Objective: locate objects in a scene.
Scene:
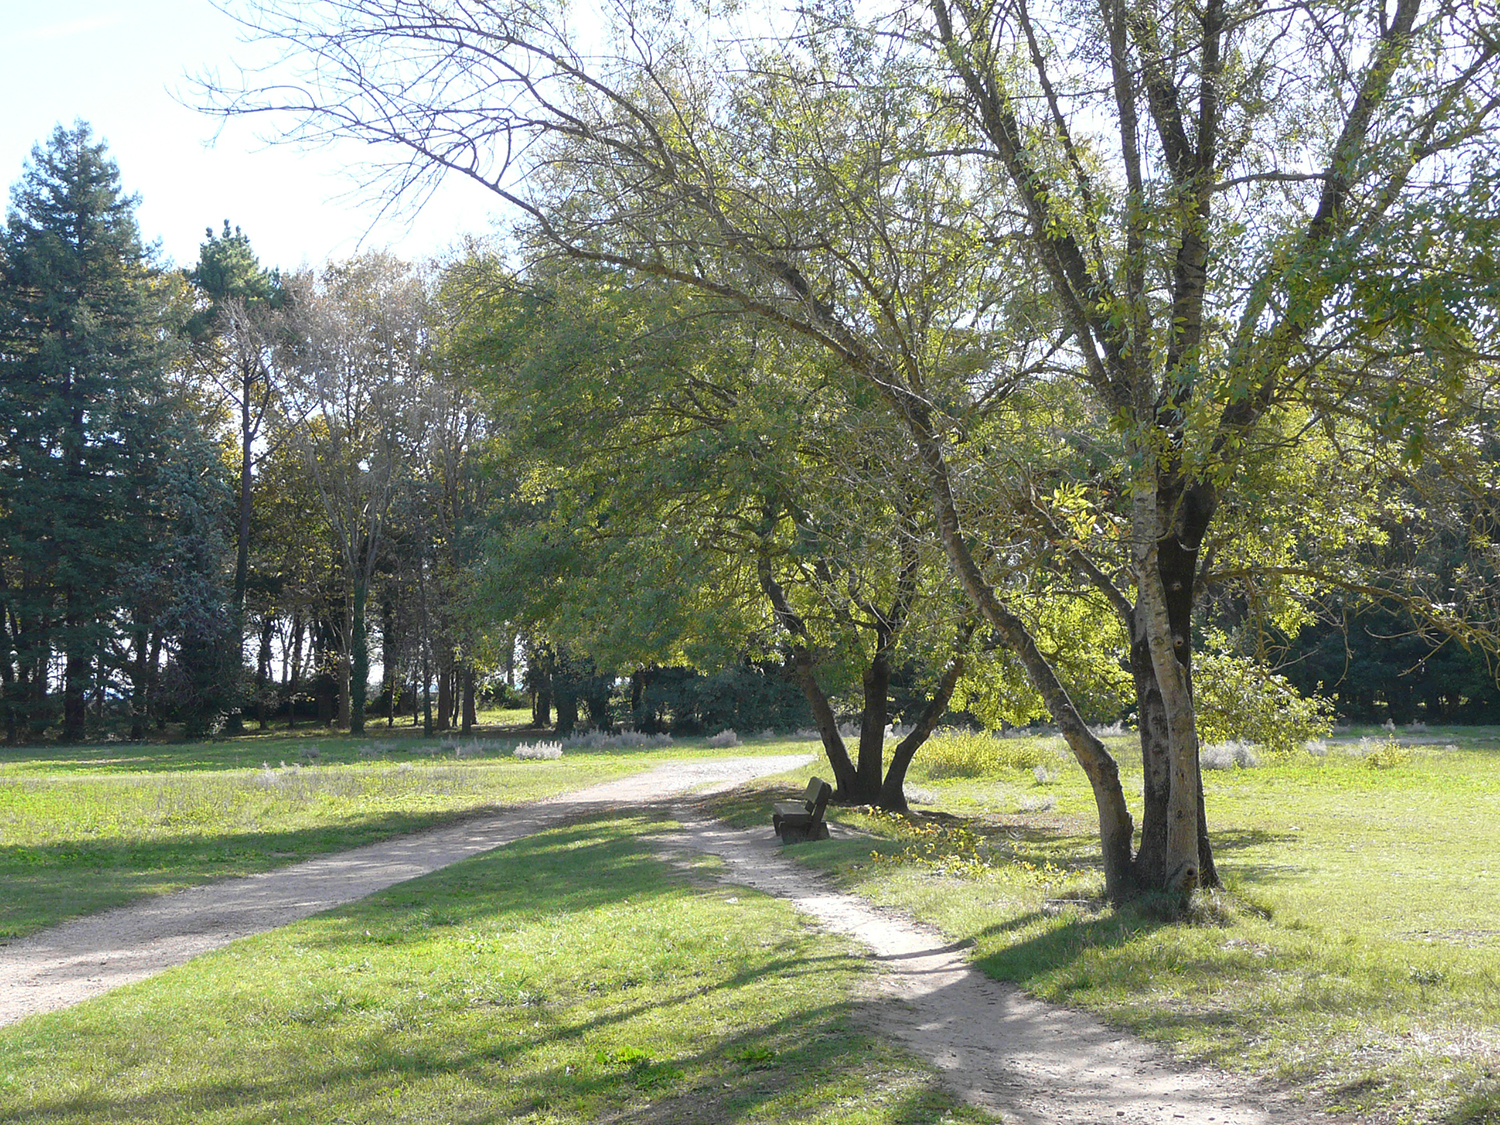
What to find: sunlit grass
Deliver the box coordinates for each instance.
[0,732,820,938]
[716,727,1500,1125]
[0,816,987,1125]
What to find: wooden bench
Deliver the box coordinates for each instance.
[772,777,833,843]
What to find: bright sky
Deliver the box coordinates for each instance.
[2,1,506,274]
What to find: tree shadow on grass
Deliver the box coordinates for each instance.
[2,999,964,1125]
[0,814,977,1125]
[0,806,520,940]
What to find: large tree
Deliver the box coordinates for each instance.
[187,224,288,614]
[452,259,978,806]
[0,124,182,741]
[210,0,1500,898]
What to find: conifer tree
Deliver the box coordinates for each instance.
[0,123,177,741]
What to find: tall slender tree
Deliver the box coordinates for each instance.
[187,222,287,620]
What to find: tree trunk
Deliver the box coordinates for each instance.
[350,583,368,735]
[1132,478,1220,892]
[61,594,88,743]
[256,614,274,730]
[381,598,397,727]
[906,405,1136,901]
[790,646,858,798]
[879,626,973,810]
[287,611,303,730]
[435,650,453,733]
[757,549,859,797]
[234,378,252,616]
[129,623,150,741]
[461,665,476,733]
[337,595,352,729]
[1131,473,1202,899]
[856,645,892,801]
[149,630,164,731]
[1,604,19,746]
[422,648,434,737]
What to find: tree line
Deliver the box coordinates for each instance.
[7,0,1500,911]
[197,0,1500,902]
[0,124,515,743]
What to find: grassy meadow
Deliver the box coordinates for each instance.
[1,722,1496,1124]
[0,814,987,1124]
[0,722,803,939]
[710,725,1500,1125]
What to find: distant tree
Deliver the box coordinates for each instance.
[280,253,432,733]
[187,224,287,611]
[0,124,181,741]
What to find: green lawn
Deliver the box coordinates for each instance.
[4,726,1497,1124]
[709,727,1500,1125]
[0,728,808,939]
[0,815,987,1125]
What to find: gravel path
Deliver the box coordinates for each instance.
[0,755,1334,1124]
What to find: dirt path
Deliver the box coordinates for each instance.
[658,810,1328,1125]
[0,756,1331,1124]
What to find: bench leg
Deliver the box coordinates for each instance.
[777,823,829,844]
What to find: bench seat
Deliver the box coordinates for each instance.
[772,777,833,843]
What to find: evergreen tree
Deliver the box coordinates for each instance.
[0,123,177,741]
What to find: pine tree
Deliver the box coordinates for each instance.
[0,123,177,741]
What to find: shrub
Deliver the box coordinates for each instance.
[915,729,1062,779]
[706,729,741,748]
[1355,737,1412,770]
[514,741,563,760]
[1201,740,1261,770]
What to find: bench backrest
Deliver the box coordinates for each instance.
[804,777,833,816]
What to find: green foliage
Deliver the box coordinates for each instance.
[0,123,193,740]
[1194,649,1335,757]
[631,662,812,735]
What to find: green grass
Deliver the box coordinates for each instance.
[0,731,817,939]
[0,815,988,1125]
[8,726,1497,1123]
[712,727,1500,1125]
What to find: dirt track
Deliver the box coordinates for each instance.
[0,755,1333,1123]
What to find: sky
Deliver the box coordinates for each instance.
[2,1,507,273]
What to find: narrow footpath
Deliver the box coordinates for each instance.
[0,755,1338,1124]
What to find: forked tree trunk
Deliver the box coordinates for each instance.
[1132,474,1203,898]
[856,646,893,798]
[878,636,970,810]
[1132,477,1220,892]
[758,552,860,797]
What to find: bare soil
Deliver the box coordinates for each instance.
[0,755,1343,1123]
